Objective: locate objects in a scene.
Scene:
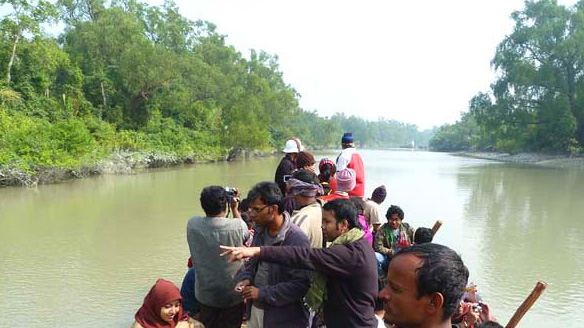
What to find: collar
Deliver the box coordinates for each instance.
[255,211,291,244]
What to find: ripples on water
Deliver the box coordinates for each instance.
[1,151,584,327]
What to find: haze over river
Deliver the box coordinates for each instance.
[1,150,582,327]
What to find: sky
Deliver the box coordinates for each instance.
[142,0,579,130]
[1,0,578,129]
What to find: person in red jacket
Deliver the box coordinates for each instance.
[336,132,365,197]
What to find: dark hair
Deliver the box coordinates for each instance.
[386,205,404,220]
[414,227,434,244]
[200,186,228,216]
[349,196,366,215]
[247,182,284,214]
[296,151,315,169]
[292,169,320,185]
[322,198,359,229]
[395,243,469,322]
[477,321,504,328]
[318,163,335,183]
[239,198,253,229]
[239,197,250,212]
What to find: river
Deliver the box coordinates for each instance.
[0,150,582,327]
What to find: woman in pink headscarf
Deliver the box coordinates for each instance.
[131,278,204,328]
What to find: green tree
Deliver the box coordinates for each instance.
[0,0,58,85]
[487,0,584,151]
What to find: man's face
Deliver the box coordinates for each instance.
[379,254,431,326]
[388,213,402,230]
[248,197,272,227]
[322,209,343,242]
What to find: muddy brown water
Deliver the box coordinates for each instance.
[1,150,582,327]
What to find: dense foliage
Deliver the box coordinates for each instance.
[0,0,433,177]
[431,0,584,155]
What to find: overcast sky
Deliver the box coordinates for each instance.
[2,1,577,129]
[143,0,579,130]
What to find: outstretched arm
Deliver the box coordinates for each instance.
[221,244,365,278]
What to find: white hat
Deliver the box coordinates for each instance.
[283,139,300,153]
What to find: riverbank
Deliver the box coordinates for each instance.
[0,148,275,188]
[456,152,584,169]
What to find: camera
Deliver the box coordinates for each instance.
[225,187,237,204]
[472,304,482,312]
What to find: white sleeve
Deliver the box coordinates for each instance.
[336,150,352,171]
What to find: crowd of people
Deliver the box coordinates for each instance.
[131,133,503,328]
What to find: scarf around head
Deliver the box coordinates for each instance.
[304,227,364,313]
[135,278,188,328]
[288,178,323,197]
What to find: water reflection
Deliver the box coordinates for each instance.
[456,163,584,326]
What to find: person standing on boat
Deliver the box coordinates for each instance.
[234,182,312,328]
[363,185,388,233]
[378,243,469,328]
[336,132,365,197]
[288,170,324,249]
[374,205,414,280]
[275,139,301,195]
[220,199,378,328]
[186,186,249,328]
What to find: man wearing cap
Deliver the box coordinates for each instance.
[336,132,365,197]
[364,185,387,233]
[275,139,301,195]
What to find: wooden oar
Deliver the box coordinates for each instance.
[505,281,547,328]
[431,220,443,235]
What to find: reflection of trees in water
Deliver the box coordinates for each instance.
[456,164,584,318]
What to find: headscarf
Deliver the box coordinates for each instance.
[318,158,336,182]
[135,279,189,328]
[287,178,323,197]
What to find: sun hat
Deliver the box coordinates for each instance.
[283,139,300,153]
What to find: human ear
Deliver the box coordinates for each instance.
[426,292,444,316]
[340,219,350,232]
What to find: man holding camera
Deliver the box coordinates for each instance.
[187,186,250,328]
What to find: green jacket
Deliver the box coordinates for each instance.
[373,222,414,256]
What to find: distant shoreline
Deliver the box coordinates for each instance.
[454,152,584,169]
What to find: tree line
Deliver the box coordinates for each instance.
[430,0,584,155]
[0,0,433,175]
